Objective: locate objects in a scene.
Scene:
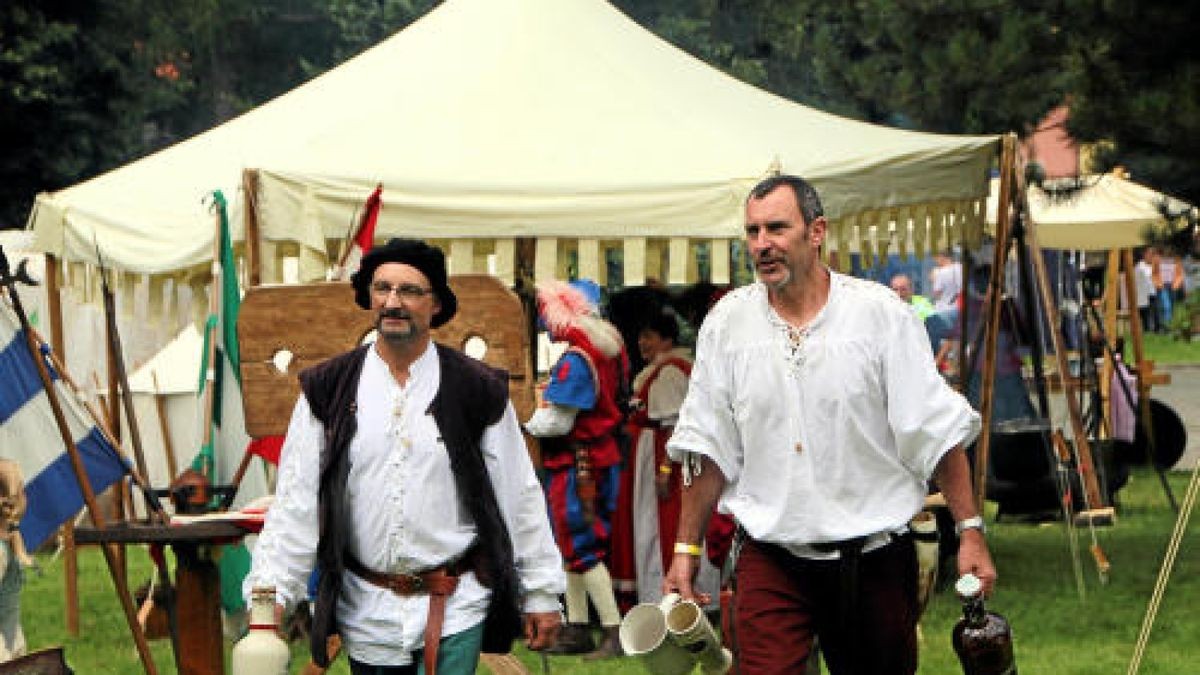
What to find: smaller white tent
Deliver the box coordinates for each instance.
[124,325,268,508]
[986,174,1194,250]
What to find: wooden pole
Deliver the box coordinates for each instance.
[1122,248,1155,456]
[1100,248,1122,436]
[99,268,168,521]
[199,206,223,480]
[45,254,79,637]
[242,169,262,288]
[0,254,160,675]
[101,273,128,584]
[1120,249,1179,510]
[957,240,973,393]
[1020,182,1108,514]
[334,182,384,273]
[974,132,1018,514]
[151,371,179,480]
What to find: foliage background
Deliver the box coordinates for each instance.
[2,0,1198,232]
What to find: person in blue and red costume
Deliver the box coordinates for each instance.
[525,279,630,660]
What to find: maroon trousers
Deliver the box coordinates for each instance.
[733,535,919,675]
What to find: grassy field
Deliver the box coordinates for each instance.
[1131,330,1200,366]
[15,466,1196,674]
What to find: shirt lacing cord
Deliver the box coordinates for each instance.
[768,307,815,375]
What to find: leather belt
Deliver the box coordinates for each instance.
[345,547,478,675]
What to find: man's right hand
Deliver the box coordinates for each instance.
[662,552,711,606]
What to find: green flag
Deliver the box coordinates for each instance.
[194,190,252,613]
[194,190,242,480]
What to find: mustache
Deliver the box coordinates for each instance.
[756,252,782,265]
[379,309,411,320]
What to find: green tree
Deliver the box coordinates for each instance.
[0,1,171,228]
[1065,0,1200,206]
[0,0,439,230]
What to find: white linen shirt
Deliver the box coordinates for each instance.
[667,273,980,551]
[246,342,564,665]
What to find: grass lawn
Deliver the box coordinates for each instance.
[16,466,1198,673]
[1131,331,1200,366]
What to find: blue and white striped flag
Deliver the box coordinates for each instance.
[0,302,128,550]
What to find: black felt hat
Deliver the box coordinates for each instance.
[351,238,457,327]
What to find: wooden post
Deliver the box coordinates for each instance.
[1021,192,1107,514]
[974,133,1018,513]
[102,284,128,580]
[957,239,973,394]
[151,371,179,480]
[45,254,79,637]
[198,206,223,479]
[1122,248,1154,446]
[1100,248,1122,436]
[242,169,262,288]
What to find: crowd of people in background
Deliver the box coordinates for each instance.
[1135,246,1191,333]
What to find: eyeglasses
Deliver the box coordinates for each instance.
[370,281,434,300]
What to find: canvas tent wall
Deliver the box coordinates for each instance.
[28,0,997,332]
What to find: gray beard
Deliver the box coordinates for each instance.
[760,266,793,291]
[377,317,420,344]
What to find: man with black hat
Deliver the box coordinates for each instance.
[246,238,565,674]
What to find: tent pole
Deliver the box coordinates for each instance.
[1019,173,1108,516]
[1100,248,1122,435]
[45,254,80,637]
[1121,249,1179,511]
[974,132,1018,514]
[956,243,973,394]
[199,206,223,481]
[1012,214,1050,418]
[152,371,180,480]
[242,169,262,288]
[99,264,169,521]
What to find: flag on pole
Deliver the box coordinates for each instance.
[334,184,383,281]
[194,190,263,613]
[0,302,128,550]
[194,191,242,482]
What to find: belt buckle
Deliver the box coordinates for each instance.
[386,573,424,594]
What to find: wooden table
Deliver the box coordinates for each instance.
[75,521,247,675]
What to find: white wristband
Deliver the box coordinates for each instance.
[955,516,986,536]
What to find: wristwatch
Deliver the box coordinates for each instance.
[955,516,986,536]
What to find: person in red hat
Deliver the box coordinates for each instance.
[525,279,630,659]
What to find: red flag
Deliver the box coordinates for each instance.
[335,184,383,280]
[246,435,285,465]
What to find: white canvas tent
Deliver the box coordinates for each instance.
[985,174,1195,250]
[29,0,997,317]
[121,324,268,508]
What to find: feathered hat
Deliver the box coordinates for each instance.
[536,279,623,357]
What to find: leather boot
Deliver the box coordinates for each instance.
[546,623,594,655]
[583,626,624,660]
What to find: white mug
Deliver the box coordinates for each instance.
[665,598,732,674]
[619,593,697,675]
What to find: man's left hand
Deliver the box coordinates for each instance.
[956,529,997,596]
[523,611,562,651]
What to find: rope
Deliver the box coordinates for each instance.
[1126,461,1200,674]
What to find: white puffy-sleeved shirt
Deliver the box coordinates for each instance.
[245,342,565,665]
[667,272,980,552]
